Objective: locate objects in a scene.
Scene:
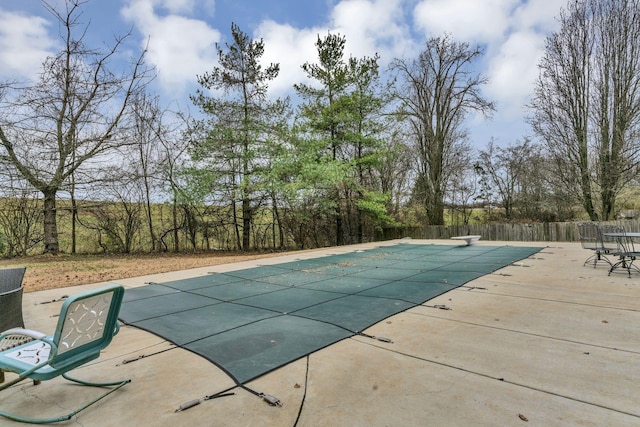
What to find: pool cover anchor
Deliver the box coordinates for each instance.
[174,384,282,412]
[357,332,393,343]
[39,295,68,304]
[422,304,451,310]
[462,285,487,291]
[239,385,283,407]
[174,390,236,412]
[260,393,283,407]
[117,345,178,366]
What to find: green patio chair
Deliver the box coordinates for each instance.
[0,284,130,424]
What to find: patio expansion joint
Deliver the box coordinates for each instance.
[410,312,640,356]
[354,337,640,420]
[454,288,640,314]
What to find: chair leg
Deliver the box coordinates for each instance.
[583,253,597,267]
[0,369,39,386]
[609,256,627,276]
[0,374,131,424]
[626,258,640,277]
[584,251,611,268]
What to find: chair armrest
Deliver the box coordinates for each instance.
[0,328,47,352]
[0,328,46,340]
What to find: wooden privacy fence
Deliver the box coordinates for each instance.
[374,220,640,243]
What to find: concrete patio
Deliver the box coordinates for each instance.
[2,239,639,426]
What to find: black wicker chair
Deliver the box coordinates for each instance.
[577,222,620,268]
[0,267,27,383]
[0,267,27,332]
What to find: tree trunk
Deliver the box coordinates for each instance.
[335,202,343,246]
[356,155,364,244]
[272,194,284,249]
[425,195,445,226]
[172,191,179,252]
[232,198,241,250]
[142,161,157,252]
[426,156,446,226]
[242,197,251,251]
[600,157,616,220]
[145,196,157,252]
[580,172,598,220]
[356,206,363,244]
[43,189,59,254]
[70,188,77,254]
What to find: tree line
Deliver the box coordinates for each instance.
[1,0,640,256]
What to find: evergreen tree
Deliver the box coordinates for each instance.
[294,33,391,245]
[189,23,288,250]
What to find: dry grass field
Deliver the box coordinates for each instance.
[0,251,291,293]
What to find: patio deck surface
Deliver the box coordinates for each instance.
[2,239,639,426]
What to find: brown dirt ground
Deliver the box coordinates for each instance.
[0,251,298,293]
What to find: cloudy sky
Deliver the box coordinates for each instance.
[0,0,569,147]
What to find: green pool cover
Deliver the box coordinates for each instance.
[119,243,540,384]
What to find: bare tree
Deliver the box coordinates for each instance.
[82,172,143,254]
[0,0,152,254]
[0,172,44,257]
[530,0,640,220]
[126,93,170,252]
[592,0,640,219]
[376,133,413,218]
[478,138,538,221]
[157,115,193,253]
[391,35,494,225]
[446,150,479,226]
[530,0,596,219]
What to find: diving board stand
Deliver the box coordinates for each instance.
[451,235,481,246]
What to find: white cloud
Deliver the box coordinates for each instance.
[0,9,57,81]
[413,0,519,42]
[513,0,568,33]
[482,0,570,117]
[409,0,571,143]
[485,30,545,115]
[256,21,323,96]
[121,0,221,95]
[114,0,570,143]
[158,0,197,14]
[330,0,416,61]
[257,0,417,97]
